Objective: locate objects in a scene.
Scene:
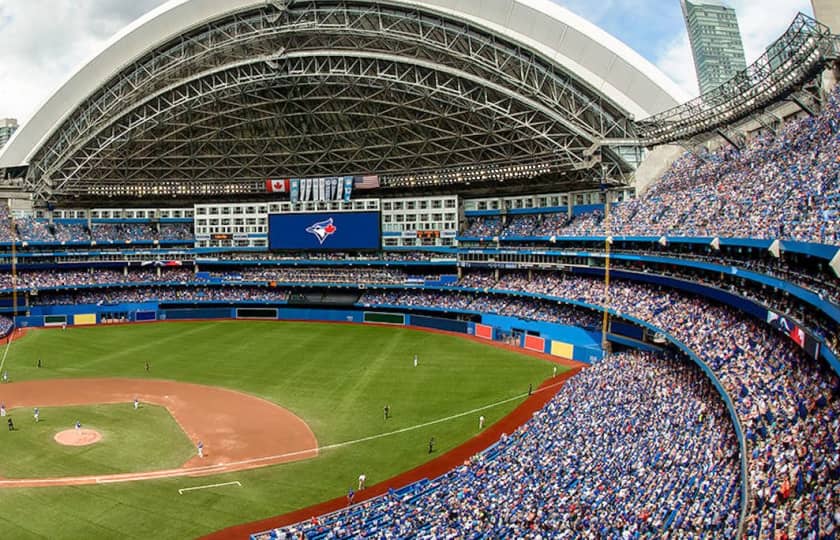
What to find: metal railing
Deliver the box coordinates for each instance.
[638,13,837,146]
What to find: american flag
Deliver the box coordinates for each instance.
[353,175,380,190]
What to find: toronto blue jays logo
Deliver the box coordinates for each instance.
[305,218,337,244]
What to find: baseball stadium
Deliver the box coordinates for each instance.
[0,0,838,538]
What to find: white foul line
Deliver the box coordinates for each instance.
[0,328,14,375]
[1,378,572,487]
[178,480,241,494]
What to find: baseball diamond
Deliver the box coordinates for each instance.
[0,0,838,538]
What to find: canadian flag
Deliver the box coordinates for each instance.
[265,179,290,193]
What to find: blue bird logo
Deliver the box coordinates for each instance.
[305,218,337,244]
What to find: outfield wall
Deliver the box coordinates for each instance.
[13,301,602,363]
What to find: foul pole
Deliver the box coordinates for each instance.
[1,205,16,369]
[600,189,611,356]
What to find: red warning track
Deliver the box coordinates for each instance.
[204,365,583,540]
[0,378,318,487]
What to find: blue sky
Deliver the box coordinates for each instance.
[562,0,688,61]
[0,0,819,121]
[560,0,814,96]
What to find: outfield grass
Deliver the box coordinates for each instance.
[0,321,563,539]
[0,403,195,478]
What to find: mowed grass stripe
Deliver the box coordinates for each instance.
[0,321,565,540]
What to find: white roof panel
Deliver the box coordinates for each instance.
[0,0,686,169]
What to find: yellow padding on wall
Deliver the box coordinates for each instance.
[550,341,574,359]
[73,314,97,326]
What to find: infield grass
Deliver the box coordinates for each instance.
[0,320,564,539]
[0,403,195,478]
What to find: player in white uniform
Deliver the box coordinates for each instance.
[413,354,418,368]
[479,415,485,429]
[134,398,139,410]
[0,404,5,417]
[33,408,39,422]
[75,420,82,430]
[197,440,204,458]
[358,473,366,490]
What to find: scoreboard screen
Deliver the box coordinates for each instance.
[268,211,381,250]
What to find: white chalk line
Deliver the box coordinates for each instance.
[178,480,241,494]
[0,326,14,376]
[1,378,569,487]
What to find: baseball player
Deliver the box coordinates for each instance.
[33,408,39,423]
[413,354,418,368]
[7,417,13,431]
[0,404,5,417]
[479,415,485,430]
[197,440,204,458]
[383,404,390,420]
[2,370,8,382]
[75,420,82,430]
[553,365,557,378]
[358,473,366,490]
[134,398,139,410]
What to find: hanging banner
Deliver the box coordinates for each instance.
[290,179,300,203]
[344,176,354,201]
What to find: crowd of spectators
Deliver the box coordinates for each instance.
[14,218,53,242]
[462,213,574,238]
[0,315,12,337]
[0,219,195,244]
[35,286,290,305]
[529,212,575,237]
[209,251,455,262]
[360,272,840,537]
[217,268,415,285]
[159,223,195,241]
[4,263,833,349]
[499,215,539,237]
[5,263,834,351]
[462,216,503,237]
[600,247,839,308]
[0,267,443,292]
[0,205,11,240]
[91,222,194,242]
[52,223,88,243]
[262,351,741,539]
[461,87,840,245]
[0,269,194,291]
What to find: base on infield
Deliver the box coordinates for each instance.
[54,428,102,447]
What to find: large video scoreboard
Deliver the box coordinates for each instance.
[268,211,381,250]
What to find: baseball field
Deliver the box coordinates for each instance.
[0,320,565,539]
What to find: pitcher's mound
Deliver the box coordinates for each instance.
[54,428,102,446]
